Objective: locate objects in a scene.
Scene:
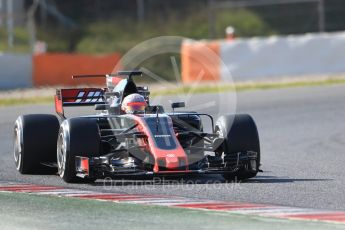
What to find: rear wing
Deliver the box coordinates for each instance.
[55,88,105,118]
[72,70,142,80]
[72,70,143,90]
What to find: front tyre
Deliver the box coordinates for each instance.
[14,114,59,174]
[215,114,260,181]
[57,118,100,183]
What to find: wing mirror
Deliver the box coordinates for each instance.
[171,102,185,113]
[95,104,109,110]
[104,92,120,97]
[171,102,185,109]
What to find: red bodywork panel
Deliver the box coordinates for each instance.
[130,115,189,173]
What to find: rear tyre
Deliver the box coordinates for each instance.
[57,118,100,183]
[14,114,60,174]
[215,114,260,181]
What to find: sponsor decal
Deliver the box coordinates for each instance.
[154,135,171,138]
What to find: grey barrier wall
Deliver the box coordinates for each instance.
[220,32,345,81]
[0,53,32,89]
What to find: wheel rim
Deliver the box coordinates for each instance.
[57,132,66,177]
[14,124,22,171]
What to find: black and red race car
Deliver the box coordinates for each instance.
[14,70,260,183]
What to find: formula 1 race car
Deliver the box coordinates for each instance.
[14,70,260,183]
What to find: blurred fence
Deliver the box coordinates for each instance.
[182,31,345,83]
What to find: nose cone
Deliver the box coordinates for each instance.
[165,154,179,169]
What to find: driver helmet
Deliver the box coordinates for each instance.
[121,93,147,114]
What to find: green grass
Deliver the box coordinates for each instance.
[0,97,53,107]
[1,77,345,107]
